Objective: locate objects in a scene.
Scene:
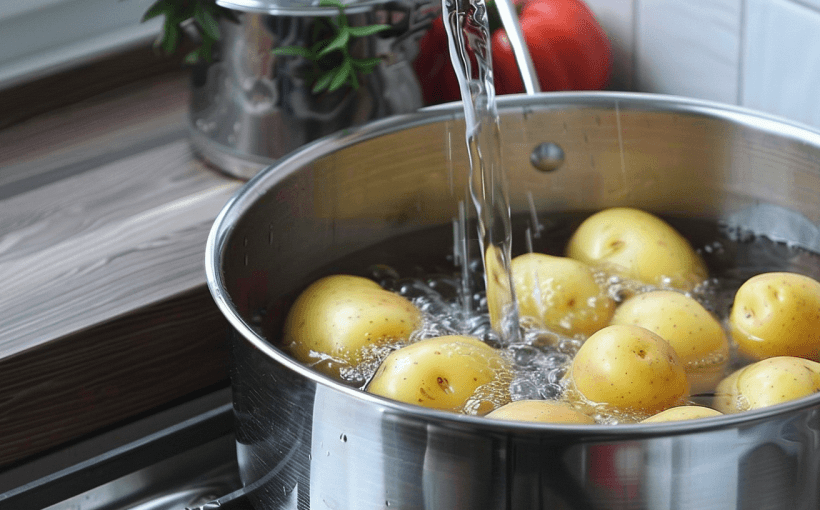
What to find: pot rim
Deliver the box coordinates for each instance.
[216,0,397,16]
[206,90,820,438]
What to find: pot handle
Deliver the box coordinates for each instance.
[494,0,540,95]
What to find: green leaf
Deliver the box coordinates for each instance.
[348,67,360,89]
[351,57,382,72]
[312,71,335,94]
[272,46,315,59]
[318,27,350,56]
[194,2,221,41]
[328,60,353,91]
[184,48,203,65]
[160,23,180,54]
[310,39,327,54]
[199,38,216,63]
[142,0,171,22]
[347,24,390,38]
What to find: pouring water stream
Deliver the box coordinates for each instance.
[441,0,539,343]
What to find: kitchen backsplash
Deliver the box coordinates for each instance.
[0,0,816,130]
[586,0,820,130]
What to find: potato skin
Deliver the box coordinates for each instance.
[568,325,690,414]
[283,275,422,379]
[714,356,820,413]
[510,253,614,337]
[729,272,820,361]
[566,208,707,290]
[610,290,729,393]
[641,406,723,423]
[486,400,595,424]
[366,335,511,414]
[484,244,515,336]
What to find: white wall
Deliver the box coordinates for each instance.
[586,0,820,130]
[2,0,818,132]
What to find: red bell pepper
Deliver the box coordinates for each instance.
[413,0,613,105]
[492,0,612,94]
[413,16,462,105]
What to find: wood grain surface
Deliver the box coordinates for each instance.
[0,70,244,466]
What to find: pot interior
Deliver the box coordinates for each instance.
[212,91,820,415]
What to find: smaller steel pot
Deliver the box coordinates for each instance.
[190,0,436,179]
[207,92,820,509]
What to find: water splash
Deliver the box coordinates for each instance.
[442,0,520,343]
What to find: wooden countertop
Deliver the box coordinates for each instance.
[0,68,244,466]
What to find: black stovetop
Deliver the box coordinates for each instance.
[0,389,250,510]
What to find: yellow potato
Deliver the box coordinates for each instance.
[509,253,615,337]
[366,335,511,414]
[486,400,595,424]
[714,356,820,414]
[566,208,708,290]
[610,290,729,393]
[283,275,422,379]
[641,406,723,423]
[568,324,690,414]
[484,244,515,336]
[729,272,820,361]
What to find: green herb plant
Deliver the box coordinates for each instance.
[272,0,390,94]
[142,0,238,64]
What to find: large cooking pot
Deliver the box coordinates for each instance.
[205,92,820,509]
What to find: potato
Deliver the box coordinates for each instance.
[283,275,422,379]
[714,356,820,414]
[729,272,820,361]
[509,253,615,337]
[641,406,723,423]
[566,208,707,290]
[484,244,515,336]
[366,335,512,414]
[568,324,690,414]
[486,400,595,424]
[610,290,729,393]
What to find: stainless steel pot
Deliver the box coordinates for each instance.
[206,92,820,509]
[190,0,436,179]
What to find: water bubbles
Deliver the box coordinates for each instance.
[426,275,461,302]
[509,378,542,400]
[720,223,757,243]
[468,258,484,274]
[701,241,725,255]
[510,344,540,366]
[547,366,567,385]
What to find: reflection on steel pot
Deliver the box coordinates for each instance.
[190,0,436,179]
[206,92,820,509]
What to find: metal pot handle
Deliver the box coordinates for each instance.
[494,0,540,95]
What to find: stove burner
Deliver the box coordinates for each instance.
[0,392,243,510]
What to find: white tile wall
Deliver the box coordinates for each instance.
[583,0,636,90]
[742,0,820,128]
[635,0,742,104]
[584,0,820,130]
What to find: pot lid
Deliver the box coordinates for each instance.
[216,0,410,16]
